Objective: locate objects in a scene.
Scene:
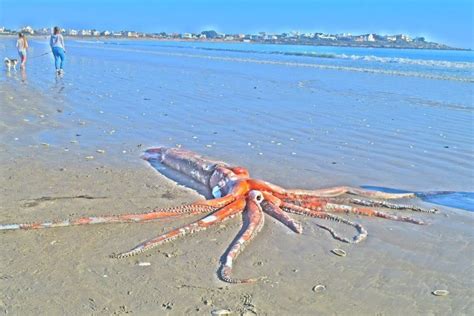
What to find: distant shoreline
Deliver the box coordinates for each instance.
[0,34,470,51]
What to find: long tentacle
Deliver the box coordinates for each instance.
[276,186,416,200]
[0,194,237,232]
[112,197,246,259]
[284,197,428,225]
[288,196,437,214]
[219,190,266,284]
[341,198,438,213]
[0,203,220,231]
[323,203,427,225]
[261,192,302,233]
[281,202,367,244]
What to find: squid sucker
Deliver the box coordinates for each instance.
[1,147,437,284]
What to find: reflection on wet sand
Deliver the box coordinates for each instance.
[21,68,27,82]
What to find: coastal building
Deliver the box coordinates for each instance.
[112,32,123,37]
[289,31,300,37]
[386,34,413,42]
[336,33,353,41]
[399,34,413,42]
[35,28,50,35]
[101,31,111,36]
[21,26,34,35]
[92,30,100,36]
[367,33,375,42]
[80,29,92,36]
[127,31,138,37]
[0,27,9,35]
[68,29,78,36]
[245,34,259,41]
[182,33,193,39]
[317,33,336,40]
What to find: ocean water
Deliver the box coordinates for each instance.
[1,38,473,209]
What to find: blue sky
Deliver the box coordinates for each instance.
[0,0,472,48]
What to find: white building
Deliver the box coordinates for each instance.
[21,26,34,35]
[399,34,412,42]
[317,34,336,40]
[80,29,92,36]
[69,29,78,36]
[92,30,100,36]
[367,34,375,42]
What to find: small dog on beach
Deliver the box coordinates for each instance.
[4,58,18,71]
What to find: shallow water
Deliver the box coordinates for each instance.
[1,38,473,209]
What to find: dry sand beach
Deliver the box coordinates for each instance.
[1,38,474,315]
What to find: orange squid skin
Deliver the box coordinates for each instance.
[0,146,436,284]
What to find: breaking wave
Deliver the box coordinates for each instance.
[74,43,474,82]
[100,40,474,70]
[193,47,474,70]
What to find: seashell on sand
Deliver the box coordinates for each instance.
[331,248,347,257]
[211,309,232,315]
[312,284,326,293]
[432,290,449,296]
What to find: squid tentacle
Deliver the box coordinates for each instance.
[112,197,246,259]
[277,186,416,200]
[0,203,219,231]
[261,201,302,234]
[283,197,429,225]
[323,203,427,225]
[261,192,302,233]
[281,202,367,244]
[219,191,266,284]
[340,198,437,213]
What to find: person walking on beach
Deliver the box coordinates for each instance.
[16,33,29,69]
[50,26,66,75]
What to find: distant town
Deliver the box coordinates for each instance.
[0,26,465,50]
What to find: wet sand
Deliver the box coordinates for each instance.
[1,82,473,315]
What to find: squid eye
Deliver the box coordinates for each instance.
[256,194,263,202]
[211,186,222,198]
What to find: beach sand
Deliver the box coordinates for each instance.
[1,82,473,315]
